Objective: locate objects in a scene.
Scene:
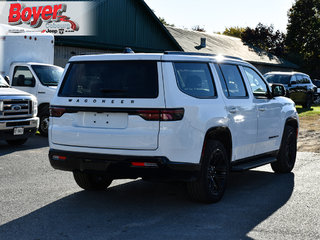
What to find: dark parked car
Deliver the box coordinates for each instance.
[264,72,317,108]
[312,79,320,97]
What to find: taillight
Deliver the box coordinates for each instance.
[50,107,66,117]
[160,109,184,121]
[136,110,160,121]
[135,108,184,121]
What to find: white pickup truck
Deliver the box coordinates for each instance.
[0,24,64,136]
[0,75,38,145]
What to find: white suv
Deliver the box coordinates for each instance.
[49,52,299,203]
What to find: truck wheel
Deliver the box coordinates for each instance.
[39,115,49,137]
[271,125,297,173]
[302,94,312,109]
[73,171,113,191]
[187,140,229,203]
[6,138,28,146]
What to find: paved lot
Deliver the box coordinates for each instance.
[0,135,320,240]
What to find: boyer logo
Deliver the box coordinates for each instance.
[8,3,79,34]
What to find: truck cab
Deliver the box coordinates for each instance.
[9,62,63,135]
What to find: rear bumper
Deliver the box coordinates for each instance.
[49,149,201,181]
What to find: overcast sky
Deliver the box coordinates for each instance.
[144,0,296,33]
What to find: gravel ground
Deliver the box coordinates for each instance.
[298,115,320,153]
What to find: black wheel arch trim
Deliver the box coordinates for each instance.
[201,126,232,166]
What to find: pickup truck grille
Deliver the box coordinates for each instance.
[0,99,32,118]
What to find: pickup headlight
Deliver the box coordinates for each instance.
[32,99,38,117]
[0,101,3,112]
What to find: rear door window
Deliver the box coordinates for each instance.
[173,62,216,98]
[59,61,158,98]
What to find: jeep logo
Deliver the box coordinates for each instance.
[12,105,22,111]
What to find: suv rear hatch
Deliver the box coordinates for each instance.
[51,59,165,150]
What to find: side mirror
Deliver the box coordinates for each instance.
[271,84,286,97]
[4,76,10,85]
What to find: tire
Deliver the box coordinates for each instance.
[271,125,297,173]
[39,114,49,137]
[302,94,312,109]
[187,140,229,203]
[73,171,113,191]
[6,138,28,146]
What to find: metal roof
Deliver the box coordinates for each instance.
[166,26,298,69]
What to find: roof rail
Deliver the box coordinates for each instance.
[164,51,215,57]
[163,51,243,60]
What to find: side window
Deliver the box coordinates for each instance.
[306,77,312,84]
[243,67,269,97]
[296,75,303,84]
[302,76,310,84]
[218,64,248,97]
[12,66,36,87]
[174,62,216,98]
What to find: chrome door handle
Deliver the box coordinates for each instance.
[258,107,266,112]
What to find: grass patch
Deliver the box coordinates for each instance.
[296,105,320,117]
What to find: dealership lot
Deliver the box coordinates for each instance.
[0,135,320,240]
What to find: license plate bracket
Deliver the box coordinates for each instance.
[13,127,24,136]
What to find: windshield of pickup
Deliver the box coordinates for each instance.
[264,74,291,85]
[31,65,64,86]
[0,75,9,87]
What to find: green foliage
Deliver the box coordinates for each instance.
[286,0,320,79]
[192,25,206,32]
[241,23,286,57]
[296,105,320,117]
[159,17,175,27]
[223,27,245,38]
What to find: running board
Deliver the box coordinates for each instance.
[231,157,277,172]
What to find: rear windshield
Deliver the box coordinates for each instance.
[59,61,158,98]
[264,74,291,85]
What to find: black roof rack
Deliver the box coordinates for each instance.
[164,51,243,60]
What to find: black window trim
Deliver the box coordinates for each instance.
[172,61,218,99]
[217,63,249,99]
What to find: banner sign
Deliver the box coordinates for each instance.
[0,1,94,35]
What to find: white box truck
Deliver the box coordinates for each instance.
[0,24,64,136]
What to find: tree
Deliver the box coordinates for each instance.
[241,23,286,57]
[158,17,175,27]
[223,26,245,38]
[192,25,206,32]
[286,0,320,78]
